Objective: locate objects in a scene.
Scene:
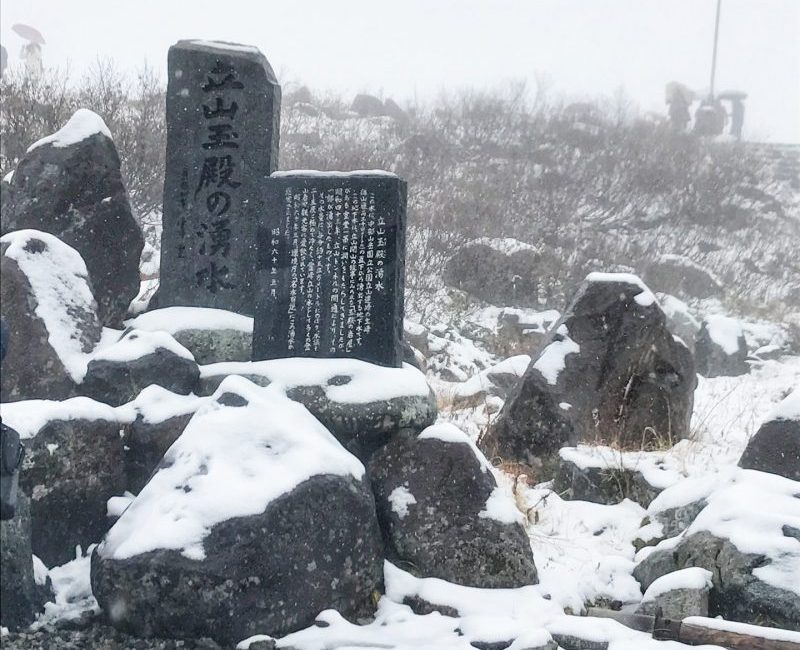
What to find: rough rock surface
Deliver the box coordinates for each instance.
[91,378,384,644]
[482,274,696,469]
[443,238,561,308]
[0,230,101,402]
[636,568,711,619]
[198,359,437,460]
[368,424,538,588]
[738,390,799,480]
[695,316,749,378]
[82,329,200,407]
[1,110,143,326]
[15,409,128,566]
[0,491,51,630]
[643,254,723,299]
[127,307,254,365]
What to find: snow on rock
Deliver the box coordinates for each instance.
[127,306,253,334]
[418,422,492,473]
[32,547,99,629]
[640,567,713,603]
[469,237,540,255]
[27,109,112,152]
[0,229,100,383]
[272,169,397,177]
[704,314,745,356]
[0,397,128,440]
[479,486,524,525]
[201,358,429,405]
[98,376,363,561]
[90,329,194,364]
[532,325,579,385]
[388,486,417,519]
[771,388,800,421]
[584,271,656,307]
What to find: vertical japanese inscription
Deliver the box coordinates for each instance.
[159,40,280,314]
[254,173,407,367]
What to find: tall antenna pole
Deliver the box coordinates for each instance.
[709,0,722,99]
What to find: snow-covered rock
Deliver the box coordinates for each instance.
[634,469,800,629]
[82,329,200,407]
[450,354,530,410]
[0,230,101,401]
[1,109,143,326]
[0,397,129,566]
[644,253,723,299]
[368,424,538,588]
[483,273,696,468]
[91,376,384,643]
[657,293,701,351]
[199,358,436,459]
[636,567,712,618]
[127,307,254,365]
[738,389,799,480]
[695,315,749,377]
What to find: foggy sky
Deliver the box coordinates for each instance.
[2,0,799,143]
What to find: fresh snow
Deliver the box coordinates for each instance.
[533,325,580,385]
[189,40,260,53]
[585,271,657,307]
[97,376,364,561]
[388,486,417,519]
[704,314,744,355]
[470,237,539,255]
[1,230,98,382]
[27,109,112,152]
[770,388,799,421]
[682,616,800,643]
[0,396,127,440]
[127,306,253,334]
[418,423,492,473]
[201,358,430,405]
[479,486,524,525]
[640,568,712,602]
[91,329,195,363]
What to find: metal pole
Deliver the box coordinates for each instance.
[709,0,722,99]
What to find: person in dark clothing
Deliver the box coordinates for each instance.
[1,318,25,520]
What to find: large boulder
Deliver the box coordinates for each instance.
[0,398,130,567]
[636,567,712,619]
[127,307,254,365]
[643,254,723,300]
[738,389,799,480]
[0,491,51,630]
[1,109,144,326]
[82,329,200,407]
[482,273,696,469]
[695,315,749,377]
[0,230,101,402]
[198,358,436,460]
[368,423,538,588]
[91,377,384,644]
[443,238,561,308]
[632,470,800,630]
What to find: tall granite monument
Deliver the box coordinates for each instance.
[253,172,407,367]
[158,40,280,315]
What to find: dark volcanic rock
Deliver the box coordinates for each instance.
[17,410,127,567]
[738,390,799,480]
[0,491,51,630]
[91,378,384,644]
[482,274,696,469]
[695,315,749,378]
[368,424,538,588]
[1,110,143,326]
[643,254,723,300]
[443,239,562,308]
[0,231,101,402]
[82,329,200,407]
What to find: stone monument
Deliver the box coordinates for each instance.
[158,40,280,314]
[253,171,407,367]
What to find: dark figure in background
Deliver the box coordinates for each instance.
[694,98,726,137]
[730,97,745,139]
[1,319,25,520]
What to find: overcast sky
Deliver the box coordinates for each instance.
[2,0,799,143]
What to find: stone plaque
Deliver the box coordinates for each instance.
[158,40,280,315]
[253,172,407,367]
